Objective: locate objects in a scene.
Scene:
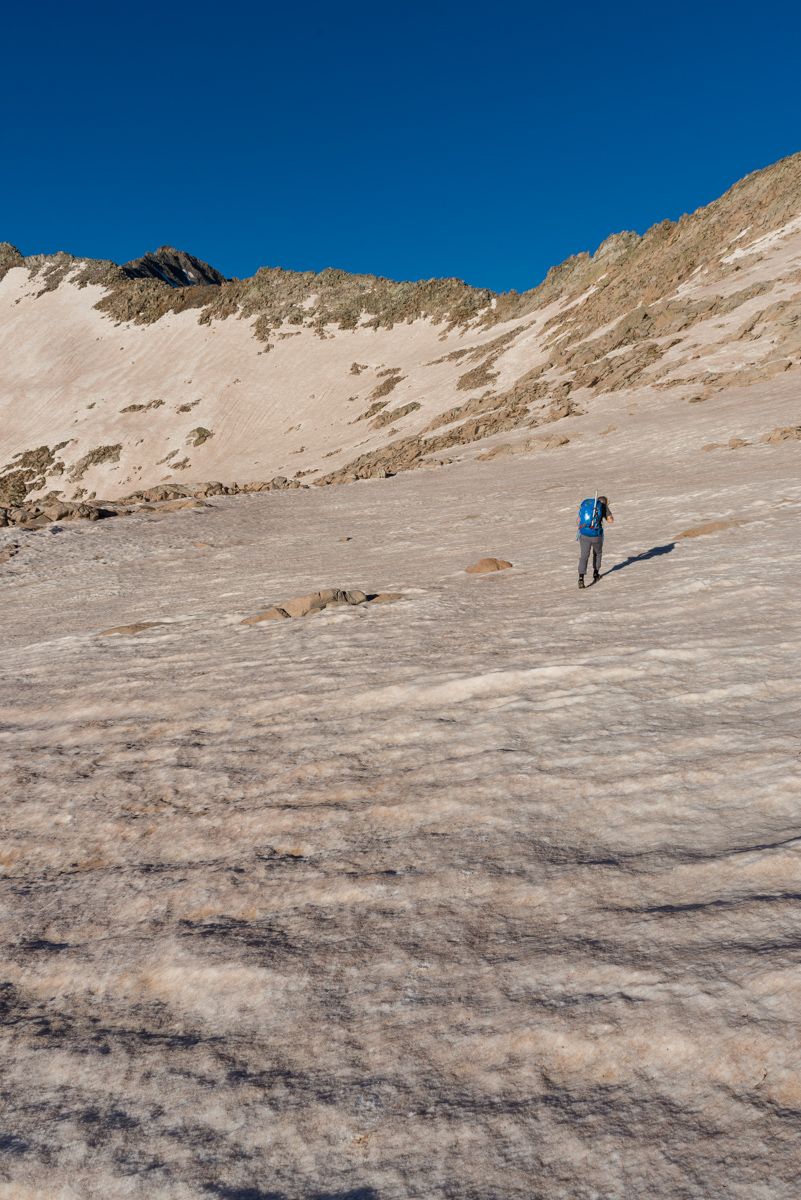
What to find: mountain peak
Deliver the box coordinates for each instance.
[121,246,226,288]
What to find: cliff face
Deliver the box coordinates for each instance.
[1,151,800,505]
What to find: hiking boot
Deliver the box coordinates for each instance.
[593,571,601,582]
[578,576,585,589]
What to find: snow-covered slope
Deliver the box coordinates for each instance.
[1,153,801,1199]
[1,388,800,1198]
[1,152,800,505]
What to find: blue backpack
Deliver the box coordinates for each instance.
[577,497,603,537]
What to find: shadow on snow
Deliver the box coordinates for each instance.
[604,542,676,577]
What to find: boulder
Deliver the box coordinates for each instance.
[141,485,191,502]
[242,589,369,624]
[370,592,403,603]
[465,558,513,574]
[44,503,73,521]
[192,482,225,497]
[283,592,331,617]
[242,607,290,624]
[728,438,749,449]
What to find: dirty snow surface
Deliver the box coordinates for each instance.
[2,440,800,1200]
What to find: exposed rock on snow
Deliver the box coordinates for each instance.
[0,500,119,526]
[241,606,290,623]
[465,557,513,573]
[242,587,370,623]
[761,424,801,442]
[676,519,750,538]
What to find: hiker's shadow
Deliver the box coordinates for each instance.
[605,542,676,575]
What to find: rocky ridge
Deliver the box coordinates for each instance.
[1,151,800,501]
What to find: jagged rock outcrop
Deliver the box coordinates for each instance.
[120,246,227,288]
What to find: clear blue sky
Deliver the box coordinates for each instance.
[2,0,799,293]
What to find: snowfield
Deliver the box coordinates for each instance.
[1,425,800,1198]
[3,153,801,1195]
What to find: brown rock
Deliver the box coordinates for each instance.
[44,503,72,520]
[316,588,347,606]
[141,486,190,502]
[241,608,290,624]
[700,443,722,451]
[192,482,225,497]
[676,520,748,539]
[157,499,209,511]
[760,426,801,444]
[282,592,330,618]
[248,589,368,622]
[369,592,404,603]
[728,438,749,449]
[465,558,513,574]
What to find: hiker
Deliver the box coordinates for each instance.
[576,494,613,588]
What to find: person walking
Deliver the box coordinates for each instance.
[577,494,613,588]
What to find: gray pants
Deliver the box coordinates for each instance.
[578,535,603,576]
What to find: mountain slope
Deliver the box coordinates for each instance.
[1,151,800,506]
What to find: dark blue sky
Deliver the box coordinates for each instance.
[2,0,799,293]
